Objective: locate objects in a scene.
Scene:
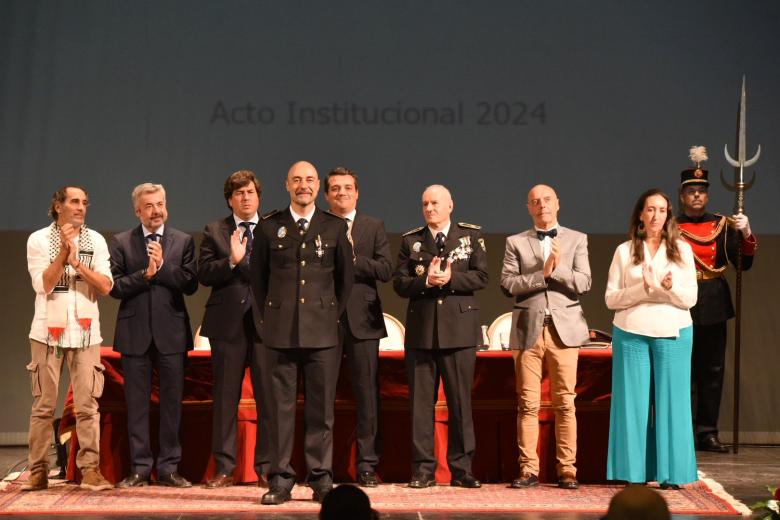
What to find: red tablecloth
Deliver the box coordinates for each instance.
[62,347,611,484]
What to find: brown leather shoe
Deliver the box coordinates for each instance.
[510,473,538,488]
[21,469,48,491]
[80,467,113,491]
[558,472,579,490]
[205,473,234,488]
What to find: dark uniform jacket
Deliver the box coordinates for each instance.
[109,225,198,355]
[197,216,254,341]
[250,207,354,348]
[678,212,757,325]
[344,211,392,340]
[393,222,488,349]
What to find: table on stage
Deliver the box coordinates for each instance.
[62,347,612,485]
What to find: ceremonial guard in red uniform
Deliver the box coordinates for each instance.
[677,146,757,453]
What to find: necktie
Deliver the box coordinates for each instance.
[346,217,353,242]
[435,232,446,253]
[297,218,308,234]
[239,222,254,259]
[537,228,558,240]
[145,233,160,244]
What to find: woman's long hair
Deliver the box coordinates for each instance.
[628,188,683,265]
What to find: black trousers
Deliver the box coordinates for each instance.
[405,346,476,479]
[342,329,381,473]
[692,321,728,439]
[121,343,185,477]
[261,345,342,491]
[209,310,269,478]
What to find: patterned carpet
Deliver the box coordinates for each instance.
[0,478,743,516]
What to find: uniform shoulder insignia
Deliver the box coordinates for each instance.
[457,222,481,230]
[402,226,425,237]
[261,209,280,220]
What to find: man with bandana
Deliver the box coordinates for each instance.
[24,186,113,491]
[393,184,487,490]
[677,158,757,453]
[250,161,354,505]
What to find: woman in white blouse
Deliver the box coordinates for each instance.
[605,189,698,489]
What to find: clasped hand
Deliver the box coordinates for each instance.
[59,224,80,267]
[427,256,451,287]
[642,263,673,292]
[144,241,164,278]
[543,238,560,278]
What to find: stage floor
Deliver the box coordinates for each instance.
[2,445,778,519]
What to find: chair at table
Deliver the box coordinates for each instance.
[582,328,612,349]
[379,313,405,351]
[486,312,513,350]
[193,325,211,350]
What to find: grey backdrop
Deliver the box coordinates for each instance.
[1,0,779,233]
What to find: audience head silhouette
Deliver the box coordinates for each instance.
[319,484,377,520]
[604,484,671,520]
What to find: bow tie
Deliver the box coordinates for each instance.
[536,228,558,240]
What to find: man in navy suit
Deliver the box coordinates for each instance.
[109,183,198,488]
[324,167,392,487]
[198,170,269,488]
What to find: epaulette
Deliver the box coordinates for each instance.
[402,226,425,237]
[261,209,280,220]
[458,222,481,230]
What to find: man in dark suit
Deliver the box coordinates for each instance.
[198,170,269,488]
[109,183,198,488]
[393,184,488,489]
[323,167,392,487]
[250,161,354,505]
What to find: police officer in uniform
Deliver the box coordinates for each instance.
[250,161,354,504]
[393,184,487,489]
[677,149,757,453]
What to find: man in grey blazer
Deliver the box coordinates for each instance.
[500,184,591,490]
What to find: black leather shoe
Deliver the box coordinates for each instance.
[358,471,379,487]
[256,475,269,488]
[697,434,729,453]
[558,473,579,490]
[409,473,437,488]
[205,473,233,488]
[261,487,291,505]
[451,474,482,488]
[116,473,149,488]
[510,473,539,488]
[660,482,681,490]
[157,472,192,488]
[311,482,334,503]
